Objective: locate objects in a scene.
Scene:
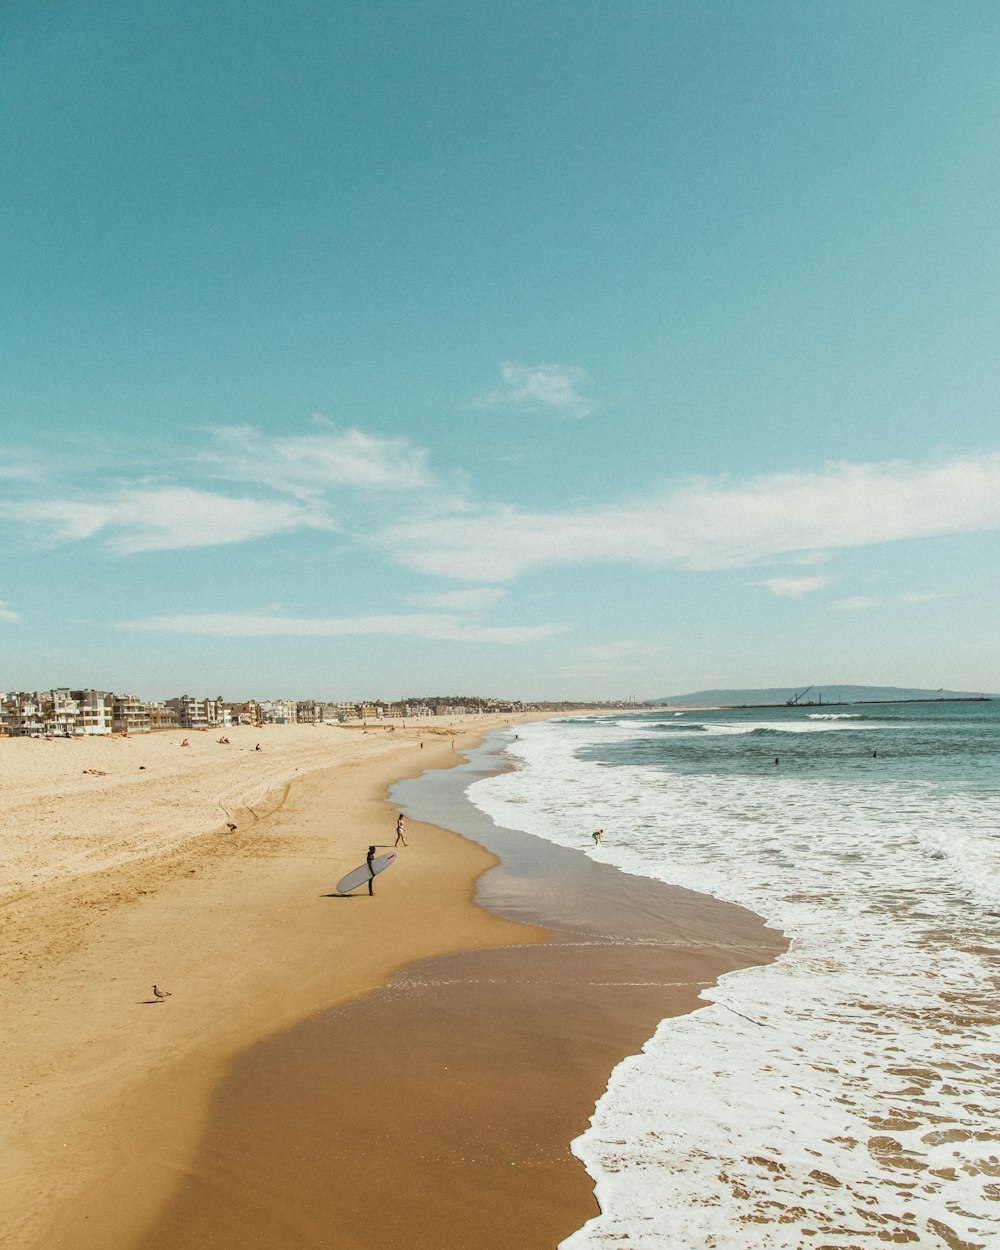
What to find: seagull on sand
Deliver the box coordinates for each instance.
[152,985,172,1001]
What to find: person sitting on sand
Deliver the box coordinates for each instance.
[395,814,407,847]
[592,829,603,844]
[180,738,189,747]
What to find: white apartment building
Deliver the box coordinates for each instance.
[259,700,297,724]
[165,695,231,730]
[2,693,46,736]
[70,689,114,735]
[112,695,151,734]
[45,689,80,736]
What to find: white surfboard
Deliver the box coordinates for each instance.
[336,851,397,894]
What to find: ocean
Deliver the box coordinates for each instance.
[462,702,1000,1249]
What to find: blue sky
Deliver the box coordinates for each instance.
[2,1,999,700]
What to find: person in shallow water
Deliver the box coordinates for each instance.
[366,845,377,895]
[592,829,603,844]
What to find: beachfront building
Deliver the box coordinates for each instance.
[166,694,207,729]
[112,695,151,735]
[223,700,262,726]
[69,689,114,735]
[2,693,46,736]
[42,689,80,736]
[384,702,411,719]
[259,700,297,724]
[146,702,179,732]
[166,695,231,730]
[296,700,340,724]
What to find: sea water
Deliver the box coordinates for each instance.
[466,702,1000,1249]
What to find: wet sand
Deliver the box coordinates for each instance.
[136,735,785,1249]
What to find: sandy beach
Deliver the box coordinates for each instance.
[1,716,783,1248]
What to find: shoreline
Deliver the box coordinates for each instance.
[134,730,785,1249]
[2,713,784,1248]
[1,716,550,1248]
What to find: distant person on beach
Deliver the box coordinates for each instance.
[366,845,377,895]
[180,738,189,747]
[774,757,779,765]
[592,829,603,844]
[255,743,262,752]
[395,814,407,846]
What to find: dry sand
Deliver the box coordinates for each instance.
[0,717,546,1248]
[1,714,783,1249]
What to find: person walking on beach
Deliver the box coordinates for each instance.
[395,814,407,847]
[592,829,603,845]
[366,845,377,895]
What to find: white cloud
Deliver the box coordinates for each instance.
[202,420,433,498]
[409,587,507,612]
[831,591,956,611]
[900,591,954,604]
[21,488,329,554]
[0,601,19,622]
[472,362,593,417]
[831,597,883,611]
[121,612,565,644]
[380,454,1000,581]
[787,551,831,566]
[758,575,832,597]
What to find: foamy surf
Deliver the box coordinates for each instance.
[467,707,1000,1250]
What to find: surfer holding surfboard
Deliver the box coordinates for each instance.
[335,847,398,895]
[366,845,377,894]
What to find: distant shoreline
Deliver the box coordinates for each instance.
[664,696,992,710]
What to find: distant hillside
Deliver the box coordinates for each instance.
[653,685,995,707]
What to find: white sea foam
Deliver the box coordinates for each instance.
[468,718,1000,1250]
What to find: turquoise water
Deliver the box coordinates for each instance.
[466,701,1000,1249]
[584,700,1000,787]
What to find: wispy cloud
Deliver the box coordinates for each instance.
[472,362,594,418]
[408,587,507,612]
[832,590,956,612]
[900,591,954,604]
[0,601,19,622]
[121,612,564,644]
[201,419,433,498]
[20,488,330,554]
[757,575,832,597]
[831,596,883,611]
[380,454,1000,581]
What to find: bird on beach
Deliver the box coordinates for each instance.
[152,985,171,1001]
